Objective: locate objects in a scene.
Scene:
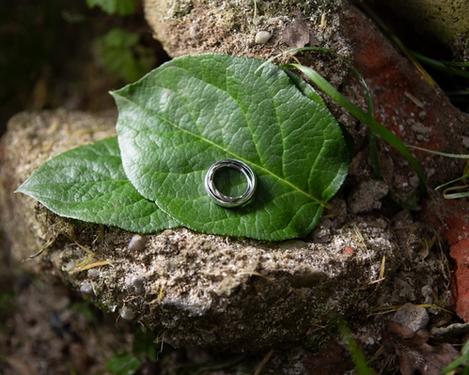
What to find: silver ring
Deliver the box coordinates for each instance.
[204,159,257,208]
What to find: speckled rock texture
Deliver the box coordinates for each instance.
[0,111,442,350]
[144,0,350,61]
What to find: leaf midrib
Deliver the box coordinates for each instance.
[114,91,326,206]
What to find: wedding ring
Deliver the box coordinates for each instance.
[204,159,257,208]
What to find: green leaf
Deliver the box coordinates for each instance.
[339,321,375,375]
[114,54,349,241]
[17,138,177,233]
[86,0,136,16]
[95,28,156,82]
[106,352,142,375]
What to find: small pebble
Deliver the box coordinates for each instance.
[347,179,389,214]
[189,24,199,39]
[463,136,469,149]
[87,268,100,278]
[128,276,145,293]
[79,282,93,295]
[255,30,272,44]
[119,305,136,320]
[128,234,147,252]
[410,122,430,135]
[392,303,429,333]
[421,285,433,304]
[277,239,307,250]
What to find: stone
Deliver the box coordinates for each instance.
[347,179,389,214]
[119,305,136,320]
[282,13,313,48]
[463,136,469,149]
[0,111,403,350]
[392,303,429,333]
[127,234,147,252]
[254,30,272,44]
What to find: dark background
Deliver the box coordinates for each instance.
[0,0,169,136]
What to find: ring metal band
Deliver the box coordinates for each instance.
[204,159,257,208]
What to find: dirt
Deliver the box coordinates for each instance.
[0,273,133,375]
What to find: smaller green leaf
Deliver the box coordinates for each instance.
[17,138,177,233]
[95,28,156,82]
[86,0,136,16]
[106,352,142,375]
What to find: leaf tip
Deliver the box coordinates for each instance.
[14,180,29,195]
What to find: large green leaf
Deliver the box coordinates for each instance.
[17,138,177,233]
[114,54,348,241]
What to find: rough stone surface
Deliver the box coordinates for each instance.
[144,0,350,62]
[0,111,410,350]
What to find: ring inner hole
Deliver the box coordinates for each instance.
[213,167,248,198]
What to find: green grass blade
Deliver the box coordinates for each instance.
[409,145,469,159]
[442,185,469,200]
[411,51,469,79]
[255,46,334,75]
[436,174,469,191]
[447,89,469,96]
[289,63,427,188]
[339,322,375,375]
[443,340,469,373]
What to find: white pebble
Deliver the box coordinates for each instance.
[463,136,469,149]
[128,234,147,252]
[255,30,272,44]
[119,305,135,320]
[80,282,94,295]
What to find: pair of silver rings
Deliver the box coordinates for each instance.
[204,159,257,208]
